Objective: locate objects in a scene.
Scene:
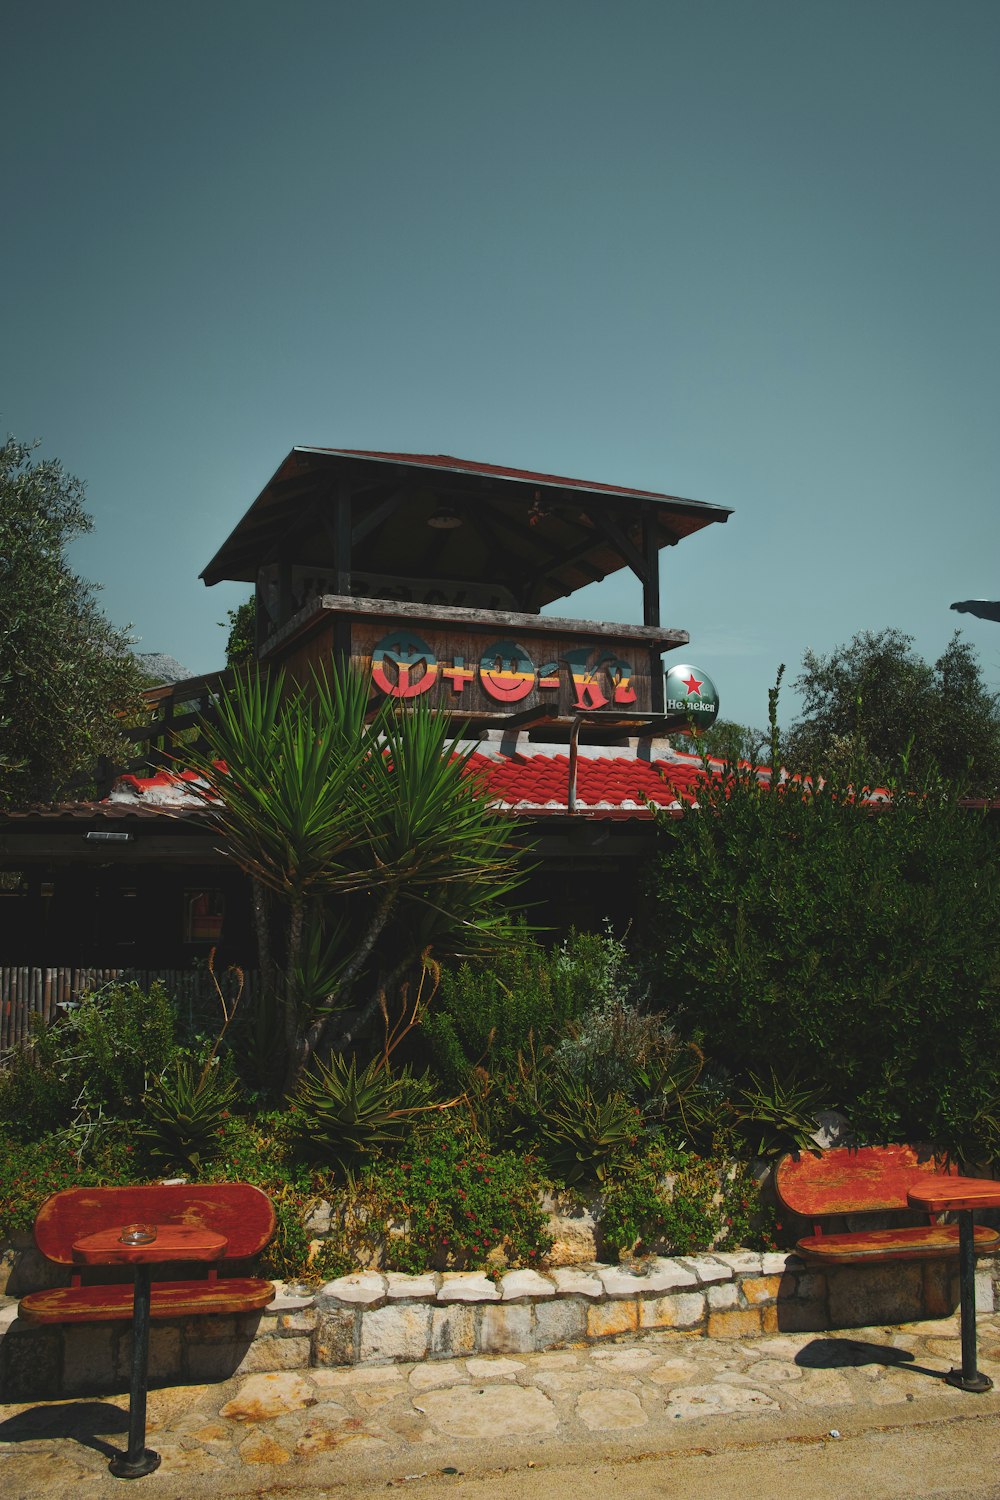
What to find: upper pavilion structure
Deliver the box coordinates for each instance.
[198,447,731,732]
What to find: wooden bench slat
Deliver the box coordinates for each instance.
[19,1276,276,1325]
[796,1223,1000,1264]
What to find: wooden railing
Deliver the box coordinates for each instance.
[123,669,234,772]
[63,670,236,796]
[0,966,261,1056]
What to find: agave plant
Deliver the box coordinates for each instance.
[289,1052,438,1184]
[537,1075,641,1186]
[734,1069,827,1159]
[139,1059,238,1176]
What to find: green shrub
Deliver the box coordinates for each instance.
[643,759,1000,1155]
[62,978,179,1108]
[212,1110,301,1187]
[0,1133,136,1236]
[599,1142,771,1260]
[600,1144,717,1258]
[0,1025,78,1140]
[370,1121,552,1273]
[422,925,628,1088]
[0,979,180,1144]
[257,1184,354,1284]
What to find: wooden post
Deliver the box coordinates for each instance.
[641,508,664,713]
[333,480,353,672]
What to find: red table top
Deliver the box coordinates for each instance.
[907,1176,1000,1213]
[72,1225,228,1265]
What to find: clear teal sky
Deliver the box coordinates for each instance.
[3,0,998,729]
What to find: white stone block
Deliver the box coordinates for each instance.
[761,1252,794,1276]
[430,1304,476,1356]
[319,1272,386,1306]
[638,1291,706,1330]
[501,1270,555,1300]
[644,1258,699,1292]
[975,1268,995,1313]
[268,1281,317,1312]
[680,1254,736,1283]
[437,1273,500,1302]
[534,1297,587,1346]
[235,1336,312,1374]
[385,1272,439,1301]
[278,1310,318,1334]
[478,1303,535,1354]
[707,1282,739,1310]
[360,1303,432,1362]
[549,1267,604,1299]
[598,1265,650,1297]
[702,1250,761,1275]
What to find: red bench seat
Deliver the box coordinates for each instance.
[17,1183,276,1327]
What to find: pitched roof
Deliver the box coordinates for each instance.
[200,446,731,600]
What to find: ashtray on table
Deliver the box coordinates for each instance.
[118,1224,158,1245]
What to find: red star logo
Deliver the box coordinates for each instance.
[681,672,703,695]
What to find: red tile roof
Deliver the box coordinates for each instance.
[465,746,712,816]
[1,741,896,826]
[96,739,722,820]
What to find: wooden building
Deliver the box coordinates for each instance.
[0,449,731,972]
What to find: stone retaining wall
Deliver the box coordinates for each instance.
[3,1250,998,1401]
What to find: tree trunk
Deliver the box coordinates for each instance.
[329,954,414,1059]
[251,878,276,998]
[280,899,306,1094]
[283,885,400,1092]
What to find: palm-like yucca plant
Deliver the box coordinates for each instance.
[184,664,527,1092]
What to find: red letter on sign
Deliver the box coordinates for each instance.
[371,631,439,698]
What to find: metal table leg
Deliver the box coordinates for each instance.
[109,1264,161,1477]
[945,1209,992,1393]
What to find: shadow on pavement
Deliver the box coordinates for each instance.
[795,1338,949,1382]
[0,1399,129,1458]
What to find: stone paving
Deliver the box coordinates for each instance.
[2,1312,1000,1498]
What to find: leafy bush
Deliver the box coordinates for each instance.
[599,1143,773,1260]
[257,1184,354,1285]
[643,758,1000,1155]
[0,1025,78,1140]
[0,979,180,1144]
[422,925,627,1087]
[371,1120,552,1273]
[0,1134,136,1236]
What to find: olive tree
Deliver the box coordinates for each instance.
[0,438,147,807]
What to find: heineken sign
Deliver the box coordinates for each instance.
[663,663,719,729]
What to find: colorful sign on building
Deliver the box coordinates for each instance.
[369,627,641,713]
